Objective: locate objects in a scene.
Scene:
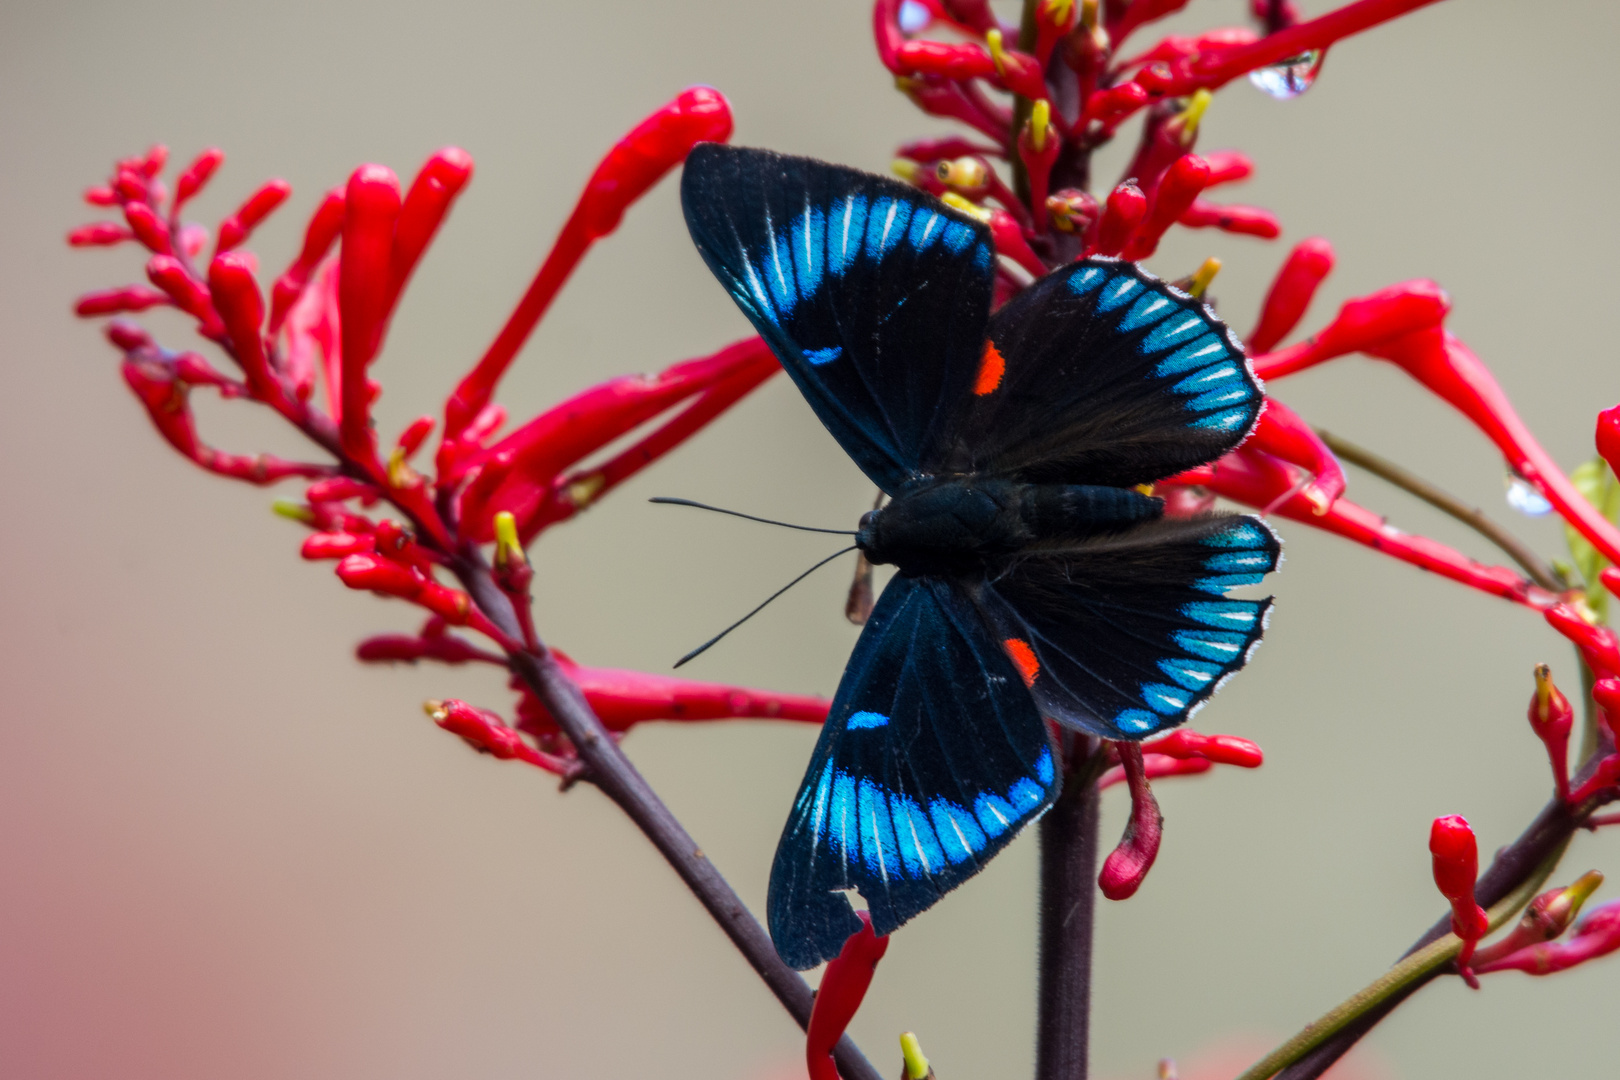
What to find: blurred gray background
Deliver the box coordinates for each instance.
[3,0,1618,1077]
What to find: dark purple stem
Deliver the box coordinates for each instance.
[454,556,883,1080]
[1036,732,1104,1080]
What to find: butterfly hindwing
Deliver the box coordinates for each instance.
[681,144,997,492]
[929,258,1261,487]
[767,573,1058,970]
[969,514,1280,740]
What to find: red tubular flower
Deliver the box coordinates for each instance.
[988,209,1047,277]
[357,630,503,665]
[1017,105,1061,233]
[1250,280,1449,380]
[1568,755,1620,806]
[1080,82,1151,132]
[1591,678,1620,747]
[1094,180,1147,257]
[215,178,291,252]
[120,355,327,484]
[1471,871,1605,970]
[1430,814,1489,973]
[1246,398,1345,511]
[386,148,474,319]
[334,552,480,628]
[1176,200,1280,239]
[337,163,401,464]
[145,255,221,334]
[1143,729,1264,768]
[805,911,889,1080]
[456,337,778,542]
[301,532,374,560]
[1473,899,1620,977]
[514,649,828,735]
[1110,0,1194,47]
[1545,600,1620,677]
[1179,448,1556,607]
[426,699,572,775]
[442,87,734,449]
[1099,742,1165,900]
[208,251,285,409]
[1527,664,1574,802]
[1124,153,1212,260]
[268,187,345,334]
[1247,237,1335,354]
[1098,753,1211,790]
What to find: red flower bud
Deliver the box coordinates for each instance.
[208,251,282,406]
[805,911,889,1080]
[1246,398,1346,512]
[1527,664,1574,801]
[174,147,224,211]
[1568,754,1620,805]
[122,201,172,254]
[1080,81,1151,131]
[987,209,1046,277]
[1201,150,1254,187]
[337,163,401,461]
[74,285,169,317]
[1544,602,1620,677]
[387,148,474,318]
[425,699,568,774]
[1430,815,1489,967]
[1176,200,1280,239]
[1143,729,1264,768]
[301,532,374,560]
[1094,180,1146,257]
[1591,678,1620,747]
[306,476,380,504]
[1248,237,1335,354]
[1099,743,1165,900]
[1472,871,1605,969]
[216,178,292,252]
[145,255,220,329]
[1597,405,1620,477]
[68,222,134,247]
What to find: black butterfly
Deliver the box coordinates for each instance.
[680,144,1279,970]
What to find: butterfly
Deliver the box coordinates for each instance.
[680,144,1279,970]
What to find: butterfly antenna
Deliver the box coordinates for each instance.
[650,497,857,536]
[674,545,858,668]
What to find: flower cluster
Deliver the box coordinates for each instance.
[69,89,845,779]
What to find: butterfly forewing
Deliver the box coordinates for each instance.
[932,258,1262,487]
[969,515,1280,740]
[767,574,1058,970]
[681,143,997,492]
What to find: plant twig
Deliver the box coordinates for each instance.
[1255,749,1620,1080]
[454,556,884,1080]
[1036,733,1106,1080]
[1235,844,1566,1080]
[1317,429,1564,592]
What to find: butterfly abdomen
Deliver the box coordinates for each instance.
[857,479,1164,574]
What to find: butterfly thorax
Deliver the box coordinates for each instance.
[856,478,1164,575]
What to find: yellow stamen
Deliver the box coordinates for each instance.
[1134,483,1155,497]
[492,510,527,570]
[567,472,606,510]
[1079,0,1099,31]
[271,499,315,524]
[1177,89,1213,144]
[423,699,448,721]
[985,28,1006,76]
[1533,662,1554,723]
[1029,99,1051,154]
[899,1032,931,1080]
[891,159,922,184]
[386,446,420,489]
[1187,256,1221,299]
[936,156,988,192]
[1041,0,1075,31]
[1550,869,1605,925]
[940,192,992,222]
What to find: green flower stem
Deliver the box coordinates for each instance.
[1233,842,1568,1080]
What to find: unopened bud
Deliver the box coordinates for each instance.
[899,1032,933,1080]
[935,156,990,195]
[1529,663,1574,800]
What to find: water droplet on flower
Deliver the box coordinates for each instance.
[1247,51,1324,100]
[1505,471,1553,516]
[898,0,932,34]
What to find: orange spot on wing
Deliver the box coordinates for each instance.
[974,340,1005,395]
[1004,638,1039,687]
